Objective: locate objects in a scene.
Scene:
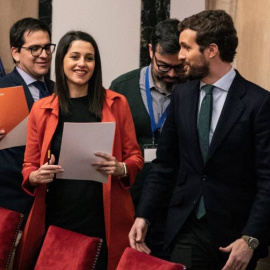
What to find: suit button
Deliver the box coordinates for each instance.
[202,175,207,181]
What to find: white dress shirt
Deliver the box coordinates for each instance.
[198,67,236,143]
[16,67,46,101]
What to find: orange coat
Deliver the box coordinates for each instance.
[15,90,144,270]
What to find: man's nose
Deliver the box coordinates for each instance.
[167,68,177,77]
[39,48,48,58]
[178,50,185,60]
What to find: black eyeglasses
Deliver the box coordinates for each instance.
[21,44,56,57]
[154,54,183,73]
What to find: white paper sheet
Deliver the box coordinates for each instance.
[56,122,115,183]
[0,116,28,150]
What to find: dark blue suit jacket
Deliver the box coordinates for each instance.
[137,71,270,258]
[0,68,54,219]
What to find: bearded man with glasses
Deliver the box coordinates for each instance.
[0,18,55,256]
[110,18,185,261]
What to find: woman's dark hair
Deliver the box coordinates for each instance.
[55,31,105,118]
[178,10,238,62]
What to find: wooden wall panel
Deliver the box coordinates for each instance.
[236,0,270,90]
[0,0,38,74]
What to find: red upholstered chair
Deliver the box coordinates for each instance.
[34,225,103,270]
[0,207,23,270]
[116,247,186,270]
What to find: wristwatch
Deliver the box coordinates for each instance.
[241,235,259,249]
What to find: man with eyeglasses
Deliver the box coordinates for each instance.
[0,17,54,230]
[110,18,184,260]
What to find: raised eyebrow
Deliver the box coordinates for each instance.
[28,43,52,48]
[27,44,42,48]
[69,52,94,55]
[85,54,95,59]
[68,52,95,58]
[156,59,170,66]
[180,42,189,48]
[68,51,82,55]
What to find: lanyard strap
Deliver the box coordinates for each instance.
[145,67,168,139]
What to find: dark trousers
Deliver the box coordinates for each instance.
[170,213,258,270]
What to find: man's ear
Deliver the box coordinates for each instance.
[11,47,20,63]
[149,44,154,59]
[208,43,218,59]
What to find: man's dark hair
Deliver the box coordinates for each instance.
[178,10,238,62]
[54,30,105,119]
[10,17,51,50]
[151,18,180,55]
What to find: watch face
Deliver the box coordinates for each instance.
[248,238,259,249]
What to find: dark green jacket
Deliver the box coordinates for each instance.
[110,68,152,207]
[110,68,152,153]
[110,68,173,258]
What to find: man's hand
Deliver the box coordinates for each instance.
[0,129,5,141]
[129,217,151,254]
[219,238,254,270]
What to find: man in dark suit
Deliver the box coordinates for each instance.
[110,19,184,259]
[0,18,54,223]
[129,10,270,270]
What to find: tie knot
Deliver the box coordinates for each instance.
[32,80,49,98]
[203,84,214,95]
[33,80,46,88]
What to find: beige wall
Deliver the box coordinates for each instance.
[0,0,38,74]
[206,0,270,90]
[51,0,141,88]
[1,1,269,91]
[206,0,237,17]
[236,0,270,90]
[171,0,205,20]
[51,0,204,88]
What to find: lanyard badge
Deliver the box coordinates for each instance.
[143,67,168,162]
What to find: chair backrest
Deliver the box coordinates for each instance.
[34,225,103,270]
[0,207,23,270]
[116,247,186,270]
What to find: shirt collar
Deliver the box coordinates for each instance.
[148,64,156,89]
[16,66,45,85]
[200,67,236,92]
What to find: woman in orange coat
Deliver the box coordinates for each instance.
[16,31,143,270]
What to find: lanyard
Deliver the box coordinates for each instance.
[145,67,168,143]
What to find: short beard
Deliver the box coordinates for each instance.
[158,80,177,92]
[151,67,184,93]
[186,61,210,80]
